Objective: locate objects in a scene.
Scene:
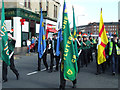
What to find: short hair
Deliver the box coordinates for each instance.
[113,34,117,37]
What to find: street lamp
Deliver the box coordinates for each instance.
[77,14,85,26]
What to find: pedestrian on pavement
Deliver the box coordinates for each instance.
[2,33,19,83]
[27,39,31,53]
[107,34,120,75]
[31,36,35,52]
[34,37,38,52]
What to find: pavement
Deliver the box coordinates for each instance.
[1,52,119,89]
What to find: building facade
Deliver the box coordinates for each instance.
[76,22,118,36]
[0,0,60,47]
[118,1,120,38]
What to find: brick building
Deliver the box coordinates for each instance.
[76,22,118,36]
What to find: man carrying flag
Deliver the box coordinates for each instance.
[37,8,48,71]
[1,0,19,82]
[59,1,78,89]
[96,9,108,75]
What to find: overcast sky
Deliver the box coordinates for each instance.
[59,0,119,27]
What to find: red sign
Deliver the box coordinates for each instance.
[46,24,57,40]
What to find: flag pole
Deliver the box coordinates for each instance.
[101,8,102,12]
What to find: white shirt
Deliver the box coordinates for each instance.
[27,40,31,46]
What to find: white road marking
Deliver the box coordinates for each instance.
[27,65,56,76]
[27,71,38,76]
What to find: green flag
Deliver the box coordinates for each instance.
[62,0,78,81]
[72,6,78,59]
[0,0,10,65]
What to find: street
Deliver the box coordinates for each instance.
[2,53,118,89]
[0,60,2,90]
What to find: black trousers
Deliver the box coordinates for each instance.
[80,51,84,67]
[38,52,48,70]
[105,55,110,69]
[50,49,54,71]
[60,65,77,89]
[95,50,105,73]
[2,54,19,80]
[55,55,60,71]
[77,51,82,72]
[118,56,120,74]
[82,49,88,67]
[88,48,93,63]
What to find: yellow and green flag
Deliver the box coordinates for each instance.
[97,9,108,65]
[0,0,10,65]
[62,0,78,81]
[72,6,78,59]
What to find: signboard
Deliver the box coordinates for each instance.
[22,21,29,32]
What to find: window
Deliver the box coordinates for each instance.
[54,5,57,18]
[40,1,42,9]
[24,0,27,7]
[46,0,49,12]
[28,0,31,9]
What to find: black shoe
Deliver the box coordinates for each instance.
[59,88,65,90]
[37,68,40,71]
[72,84,76,88]
[48,70,52,73]
[45,68,48,71]
[16,74,19,80]
[112,72,115,76]
[102,71,105,73]
[59,85,65,90]
[80,65,83,68]
[54,69,58,72]
[2,79,8,83]
[95,72,101,75]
